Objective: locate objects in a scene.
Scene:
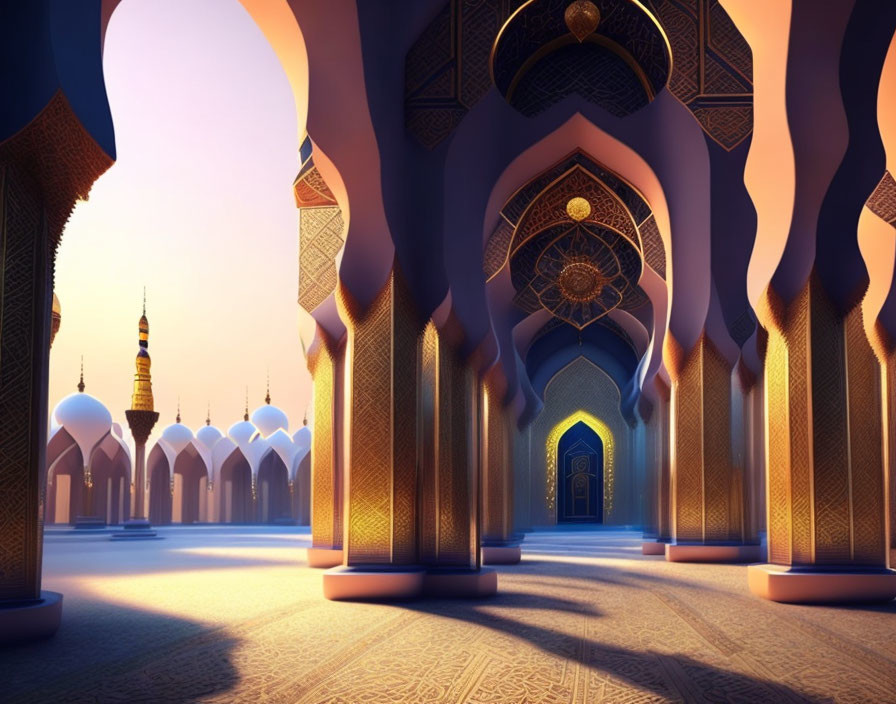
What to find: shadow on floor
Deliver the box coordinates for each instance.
[398,590,827,703]
[1,598,240,704]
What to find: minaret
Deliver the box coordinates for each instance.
[124,290,160,527]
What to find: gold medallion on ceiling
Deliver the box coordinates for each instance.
[558,259,608,302]
[564,1,600,43]
[566,196,592,222]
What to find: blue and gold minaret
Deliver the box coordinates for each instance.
[124,290,160,525]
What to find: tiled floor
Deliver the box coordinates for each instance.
[3,527,896,703]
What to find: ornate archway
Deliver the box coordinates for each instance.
[545,410,614,522]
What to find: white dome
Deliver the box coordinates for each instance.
[196,425,223,450]
[52,392,113,462]
[293,425,311,452]
[111,422,124,439]
[267,428,298,468]
[161,423,194,455]
[228,419,258,446]
[250,404,289,438]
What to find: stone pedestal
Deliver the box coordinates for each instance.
[0,592,63,646]
[307,547,343,568]
[666,542,761,563]
[481,544,522,565]
[641,540,668,555]
[323,566,424,601]
[748,564,896,604]
[110,517,159,540]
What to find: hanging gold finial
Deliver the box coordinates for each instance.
[206,402,211,426]
[176,397,181,424]
[265,369,271,405]
[564,0,600,42]
[78,356,85,393]
[244,387,249,422]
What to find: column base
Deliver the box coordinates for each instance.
[481,546,522,565]
[307,547,344,568]
[666,543,761,563]
[73,516,105,530]
[748,564,896,604]
[110,517,159,540]
[0,591,63,646]
[642,540,669,555]
[322,566,424,601]
[422,568,497,598]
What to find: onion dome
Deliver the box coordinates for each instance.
[267,428,298,469]
[161,411,194,456]
[292,424,311,453]
[250,382,288,438]
[228,418,258,446]
[52,368,113,462]
[196,424,223,451]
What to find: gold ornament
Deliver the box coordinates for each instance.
[558,260,608,302]
[564,0,601,43]
[566,196,592,221]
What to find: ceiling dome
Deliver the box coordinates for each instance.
[228,419,258,446]
[161,422,194,455]
[251,404,288,438]
[196,425,223,450]
[52,392,113,461]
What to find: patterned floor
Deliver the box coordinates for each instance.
[3,527,896,703]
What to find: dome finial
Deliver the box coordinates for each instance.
[78,356,85,393]
[176,396,181,424]
[206,401,211,426]
[142,286,146,316]
[265,369,271,405]
[244,386,249,422]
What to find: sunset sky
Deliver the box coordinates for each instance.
[50,0,312,444]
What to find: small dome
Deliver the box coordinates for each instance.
[251,404,289,438]
[196,425,223,450]
[111,422,124,438]
[161,422,194,455]
[267,428,298,468]
[53,392,113,461]
[228,419,258,446]
[292,425,311,451]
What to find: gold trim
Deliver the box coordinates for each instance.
[546,410,615,520]
[489,0,673,92]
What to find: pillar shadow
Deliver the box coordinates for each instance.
[400,591,827,703]
[0,600,241,704]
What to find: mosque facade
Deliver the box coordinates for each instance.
[45,306,311,528]
[2,0,896,646]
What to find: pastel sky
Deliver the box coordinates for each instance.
[50,0,311,444]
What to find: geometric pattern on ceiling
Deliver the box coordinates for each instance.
[505,160,648,328]
[295,137,345,313]
[405,0,752,152]
[485,150,665,281]
[405,0,520,150]
[644,0,753,150]
[491,0,672,119]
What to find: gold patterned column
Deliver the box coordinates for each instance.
[664,333,759,562]
[481,373,521,565]
[305,324,345,568]
[322,264,424,599]
[749,274,896,602]
[418,322,479,569]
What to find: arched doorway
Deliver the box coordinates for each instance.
[257,451,290,523]
[219,451,253,524]
[89,440,130,526]
[46,428,85,525]
[173,444,208,524]
[147,444,172,525]
[556,421,602,523]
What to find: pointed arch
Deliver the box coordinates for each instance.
[545,410,615,522]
